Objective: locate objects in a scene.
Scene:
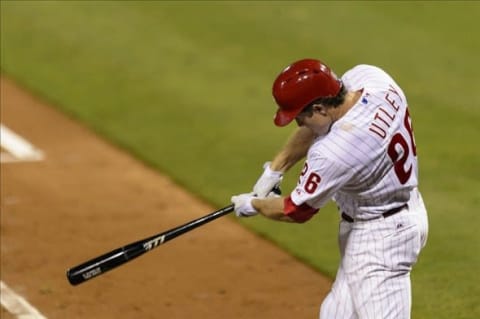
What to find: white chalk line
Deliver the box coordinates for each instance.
[1,124,47,317]
[0,124,45,163]
[0,281,47,319]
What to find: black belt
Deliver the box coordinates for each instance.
[341,204,408,223]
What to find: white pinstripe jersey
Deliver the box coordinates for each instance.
[291,65,418,220]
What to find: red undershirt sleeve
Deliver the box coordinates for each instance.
[284,196,319,223]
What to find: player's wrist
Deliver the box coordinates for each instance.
[231,193,258,217]
[264,162,283,177]
[253,162,284,198]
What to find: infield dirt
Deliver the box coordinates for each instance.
[1,76,331,318]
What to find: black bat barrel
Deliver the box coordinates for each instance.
[66,204,236,285]
[66,239,148,285]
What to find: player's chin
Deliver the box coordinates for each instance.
[312,127,329,137]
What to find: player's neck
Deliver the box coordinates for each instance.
[332,90,362,121]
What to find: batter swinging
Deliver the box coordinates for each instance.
[231,59,428,319]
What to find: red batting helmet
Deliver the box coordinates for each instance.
[272,58,342,127]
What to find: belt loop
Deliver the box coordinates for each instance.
[341,212,354,223]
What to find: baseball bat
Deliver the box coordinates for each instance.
[66,204,234,286]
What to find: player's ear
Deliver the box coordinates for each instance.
[312,104,328,116]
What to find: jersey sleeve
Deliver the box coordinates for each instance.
[290,151,355,210]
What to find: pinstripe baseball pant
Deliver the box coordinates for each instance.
[320,194,428,319]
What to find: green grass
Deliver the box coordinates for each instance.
[2,1,479,318]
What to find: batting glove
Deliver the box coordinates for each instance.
[253,162,283,198]
[231,193,258,217]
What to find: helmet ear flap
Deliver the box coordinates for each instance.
[272,59,342,127]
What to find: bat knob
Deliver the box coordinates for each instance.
[272,185,282,195]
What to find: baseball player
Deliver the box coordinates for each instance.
[231,58,429,319]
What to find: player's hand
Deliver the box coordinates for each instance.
[253,162,283,198]
[231,192,258,217]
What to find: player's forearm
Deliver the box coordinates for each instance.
[252,197,295,223]
[270,127,315,172]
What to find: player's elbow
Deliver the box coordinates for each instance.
[287,213,317,223]
[284,196,319,223]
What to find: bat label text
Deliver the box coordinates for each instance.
[143,235,166,251]
[82,267,102,279]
